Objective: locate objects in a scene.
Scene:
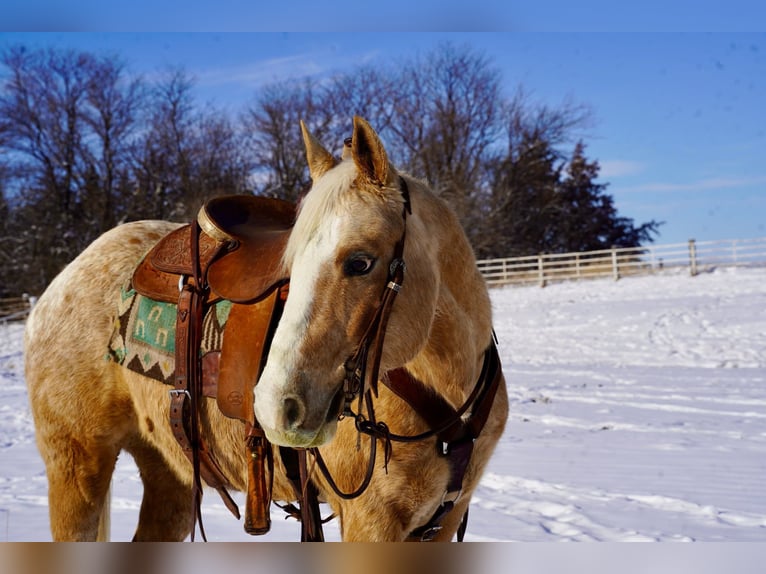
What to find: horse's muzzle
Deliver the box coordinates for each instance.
[255,382,343,448]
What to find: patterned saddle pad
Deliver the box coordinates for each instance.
[108,285,231,385]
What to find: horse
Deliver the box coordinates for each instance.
[24,116,509,542]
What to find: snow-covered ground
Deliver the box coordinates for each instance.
[1,266,765,542]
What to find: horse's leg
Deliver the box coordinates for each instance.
[40,432,119,541]
[337,494,472,542]
[98,482,111,541]
[334,497,411,542]
[126,439,193,541]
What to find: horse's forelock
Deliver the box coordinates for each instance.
[283,162,404,271]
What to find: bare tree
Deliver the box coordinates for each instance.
[387,43,503,226]
[319,65,396,143]
[130,68,252,222]
[0,46,124,292]
[1,47,146,292]
[242,79,322,202]
[0,42,659,297]
[0,47,92,222]
[81,56,145,230]
[129,68,196,220]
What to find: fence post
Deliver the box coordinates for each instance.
[537,254,546,287]
[688,239,698,276]
[611,246,620,281]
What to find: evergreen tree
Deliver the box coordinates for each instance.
[484,140,661,259]
[555,142,661,252]
[487,134,562,258]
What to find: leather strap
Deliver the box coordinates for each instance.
[387,339,503,541]
[171,223,240,541]
[280,448,325,541]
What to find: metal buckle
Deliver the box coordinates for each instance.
[441,488,462,507]
[441,437,475,455]
[169,389,191,401]
[420,525,442,541]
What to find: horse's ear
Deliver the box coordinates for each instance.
[300,120,336,181]
[351,116,391,186]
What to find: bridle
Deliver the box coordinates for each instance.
[340,175,411,424]
[300,175,503,541]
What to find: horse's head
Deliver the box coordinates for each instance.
[253,116,437,447]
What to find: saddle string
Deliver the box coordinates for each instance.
[188,220,208,542]
[176,220,241,541]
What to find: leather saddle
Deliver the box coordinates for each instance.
[131,194,296,537]
[133,194,295,304]
[132,193,295,424]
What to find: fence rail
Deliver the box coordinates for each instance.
[0,296,35,323]
[2,239,764,316]
[476,237,766,287]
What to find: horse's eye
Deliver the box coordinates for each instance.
[344,254,376,277]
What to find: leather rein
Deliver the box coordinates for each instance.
[305,176,503,541]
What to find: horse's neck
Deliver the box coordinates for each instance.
[405,185,493,405]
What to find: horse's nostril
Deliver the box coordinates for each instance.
[282,396,305,430]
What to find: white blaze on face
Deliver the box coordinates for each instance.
[253,213,344,440]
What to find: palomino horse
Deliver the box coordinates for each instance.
[24,116,508,541]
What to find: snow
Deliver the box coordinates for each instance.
[1,266,765,542]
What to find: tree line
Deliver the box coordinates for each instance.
[0,43,660,297]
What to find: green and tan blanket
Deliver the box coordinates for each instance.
[108,285,231,385]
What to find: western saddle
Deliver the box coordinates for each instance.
[132,194,298,540]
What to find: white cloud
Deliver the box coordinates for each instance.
[193,48,382,91]
[195,54,325,89]
[599,159,645,178]
[618,175,766,194]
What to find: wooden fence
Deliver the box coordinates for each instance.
[2,238,764,318]
[0,296,35,323]
[476,237,766,287]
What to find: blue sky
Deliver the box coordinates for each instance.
[1,31,765,245]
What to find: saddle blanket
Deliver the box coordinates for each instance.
[107,285,231,385]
